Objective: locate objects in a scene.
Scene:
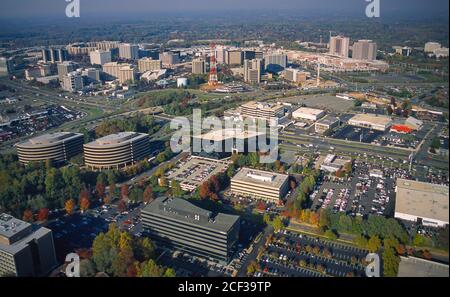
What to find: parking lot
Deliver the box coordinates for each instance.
[256,230,369,277]
[311,160,408,217]
[47,201,145,262]
[166,156,230,192]
[332,125,384,144]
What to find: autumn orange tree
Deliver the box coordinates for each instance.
[143,185,154,204]
[23,209,34,222]
[65,199,76,215]
[38,208,49,221]
[120,184,129,201]
[96,183,106,200]
[80,197,90,213]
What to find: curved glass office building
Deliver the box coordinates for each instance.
[83,132,151,170]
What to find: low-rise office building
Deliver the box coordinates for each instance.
[142,197,240,264]
[83,132,151,170]
[315,116,340,134]
[292,107,325,121]
[231,168,289,202]
[395,179,449,227]
[0,213,57,277]
[241,101,285,121]
[15,132,84,165]
[348,113,393,131]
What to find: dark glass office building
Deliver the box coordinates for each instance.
[142,197,240,264]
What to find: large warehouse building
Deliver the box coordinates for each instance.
[292,107,326,121]
[230,168,289,202]
[348,113,393,131]
[15,132,83,165]
[142,197,240,264]
[395,179,449,227]
[83,132,151,170]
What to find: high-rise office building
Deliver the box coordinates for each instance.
[265,53,288,72]
[118,43,139,60]
[352,40,377,61]
[90,50,112,66]
[57,61,78,81]
[192,58,207,74]
[0,57,13,76]
[42,47,69,63]
[215,45,227,64]
[0,213,57,277]
[225,50,244,66]
[142,197,240,264]
[138,58,162,73]
[82,68,100,81]
[62,71,84,93]
[244,59,263,84]
[329,36,350,58]
[102,62,136,83]
[159,52,180,66]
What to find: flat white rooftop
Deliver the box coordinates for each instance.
[196,128,264,142]
[395,179,449,224]
[232,167,288,189]
[85,132,148,147]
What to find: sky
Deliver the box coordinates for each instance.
[0,0,448,19]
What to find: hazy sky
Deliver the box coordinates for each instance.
[0,0,448,19]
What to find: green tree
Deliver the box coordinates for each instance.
[368,235,382,252]
[272,216,284,232]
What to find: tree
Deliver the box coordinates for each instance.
[79,197,90,213]
[80,259,96,277]
[318,209,330,230]
[199,182,210,200]
[171,180,184,197]
[65,199,76,216]
[121,184,129,202]
[38,208,49,221]
[96,183,106,200]
[272,216,284,232]
[263,213,271,225]
[23,209,33,222]
[246,261,259,275]
[136,259,164,277]
[368,235,382,252]
[354,235,368,249]
[143,185,154,204]
[324,229,338,240]
[117,200,127,213]
[163,268,176,277]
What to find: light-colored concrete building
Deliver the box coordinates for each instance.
[118,43,139,60]
[160,52,180,66]
[57,61,78,81]
[90,50,111,66]
[15,132,84,165]
[348,113,393,131]
[352,40,377,61]
[0,57,14,76]
[315,116,340,134]
[330,36,350,58]
[398,256,449,277]
[424,42,441,53]
[395,179,449,227]
[84,132,151,170]
[244,59,263,84]
[292,107,325,121]
[102,62,136,84]
[231,168,289,202]
[138,58,162,73]
[192,58,207,74]
[225,50,243,66]
[241,101,285,121]
[62,71,84,92]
